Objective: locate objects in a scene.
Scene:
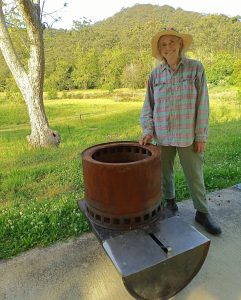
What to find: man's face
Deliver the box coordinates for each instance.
[158,35,183,61]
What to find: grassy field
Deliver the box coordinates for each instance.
[0,87,240,259]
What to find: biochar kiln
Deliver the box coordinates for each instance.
[78,141,210,300]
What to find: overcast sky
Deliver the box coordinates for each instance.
[43,0,241,29]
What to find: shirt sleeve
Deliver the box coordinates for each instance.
[195,62,209,142]
[140,73,155,136]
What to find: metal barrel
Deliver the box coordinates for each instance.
[81,141,162,229]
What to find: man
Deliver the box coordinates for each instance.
[140,28,221,235]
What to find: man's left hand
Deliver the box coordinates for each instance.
[194,141,206,153]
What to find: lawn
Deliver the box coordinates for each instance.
[0,87,240,258]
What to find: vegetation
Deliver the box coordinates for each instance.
[0,87,241,259]
[0,4,241,93]
[0,4,240,259]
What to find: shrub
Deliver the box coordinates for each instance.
[47,89,58,100]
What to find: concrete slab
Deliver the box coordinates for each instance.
[0,187,240,300]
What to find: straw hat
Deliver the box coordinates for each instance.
[151,28,193,59]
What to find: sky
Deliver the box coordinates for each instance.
[43,0,241,29]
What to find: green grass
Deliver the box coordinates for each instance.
[0,87,240,259]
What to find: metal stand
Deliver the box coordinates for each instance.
[78,200,210,300]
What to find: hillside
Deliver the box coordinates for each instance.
[0,4,241,92]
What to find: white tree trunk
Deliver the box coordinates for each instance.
[24,84,60,147]
[0,0,60,147]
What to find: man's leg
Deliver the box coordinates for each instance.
[161,146,177,210]
[177,145,221,234]
[177,145,208,213]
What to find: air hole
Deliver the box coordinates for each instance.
[96,214,101,221]
[144,214,149,220]
[113,218,120,224]
[104,217,110,223]
[135,217,141,223]
[124,218,131,224]
[152,210,156,217]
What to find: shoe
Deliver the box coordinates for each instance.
[166,198,178,211]
[195,211,222,235]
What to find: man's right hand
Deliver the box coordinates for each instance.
[139,134,153,145]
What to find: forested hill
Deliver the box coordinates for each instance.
[1,4,241,92]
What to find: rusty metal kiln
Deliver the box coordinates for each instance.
[78,141,210,300]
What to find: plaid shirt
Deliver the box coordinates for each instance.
[140,57,209,147]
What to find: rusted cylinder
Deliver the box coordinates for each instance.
[81,141,162,229]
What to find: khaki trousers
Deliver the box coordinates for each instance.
[161,144,208,213]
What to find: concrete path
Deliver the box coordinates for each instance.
[0,187,241,300]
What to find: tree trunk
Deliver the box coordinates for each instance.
[0,0,61,147]
[24,89,60,147]
[20,0,60,147]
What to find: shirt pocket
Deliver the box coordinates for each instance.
[182,75,196,87]
[153,79,167,102]
[175,75,197,99]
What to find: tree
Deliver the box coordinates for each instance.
[121,63,143,89]
[72,47,99,89]
[45,59,74,91]
[0,0,60,147]
[205,52,234,86]
[229,59,241,86]
[98,47,127,90]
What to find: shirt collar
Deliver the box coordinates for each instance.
[162,56,187,71]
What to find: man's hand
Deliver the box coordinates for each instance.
[194,141,206,153]
[139,134,153,145]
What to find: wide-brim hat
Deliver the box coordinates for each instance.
[151,28,193,59]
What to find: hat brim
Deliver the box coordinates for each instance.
[151,30,193,59]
